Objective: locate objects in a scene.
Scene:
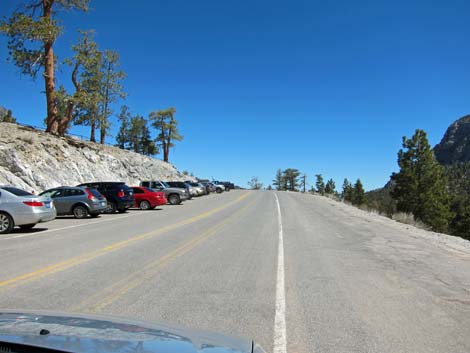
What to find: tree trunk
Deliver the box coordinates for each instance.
[90,114,96,142]
[43,1,58,134]
[100,65,111,144]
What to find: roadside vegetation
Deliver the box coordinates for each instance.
[0,0,182,162]
[268,129,469,241]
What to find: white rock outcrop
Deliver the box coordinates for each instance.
[0,123,190,192]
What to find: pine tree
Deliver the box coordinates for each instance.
[342,178,354,202]
[149,108,183,162]
[0,109,16,123]
[0,0,89,134]
[325,178,336,194]
[116,105,131,149]
[283,168,301,191]
[315,174,325,195]
[273,169,284,190]
[390,129,451,232]
[353,179,366,205]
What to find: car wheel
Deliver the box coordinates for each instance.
[73,205,88,219]
[216,188,222,194]
[106,202,117,214]
[139,200,151,210]
[0,213,14,234]
[19,224,36,230]
[168,194,181,205]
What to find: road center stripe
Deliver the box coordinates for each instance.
[273,193,287,353]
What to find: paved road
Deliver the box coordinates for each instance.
[1,190,469,353]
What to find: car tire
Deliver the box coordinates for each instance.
[168,194,181,205]
[117,208,127,213]
[106,202,117,214]
[73,205,88,219]
[19,224,36,230]
[216,188,223,194]
[0,212,14,234]
[139,200,151,210]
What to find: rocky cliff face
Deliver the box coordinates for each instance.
[434,115,470,165]
[0,123,190,192]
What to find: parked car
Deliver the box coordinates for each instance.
[212,182,226,193]
[165,181,195,198]
[76,182,134,213]
[139,181,189,205]
[130,186,167,209]
[220,181,235,190]
[185,181,207,195]
[199,182,213,193]
[39,186,107,219]
[0,185,56,234]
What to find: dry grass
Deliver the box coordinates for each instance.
[392,212,431,230]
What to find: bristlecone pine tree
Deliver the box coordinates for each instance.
[391,129,451,232]
[0,0,89,135]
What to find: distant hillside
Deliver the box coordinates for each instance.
[434,115,470,164]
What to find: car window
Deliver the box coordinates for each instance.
[132,187,144,194]
[143,187,156,193]
[2,187,33,196]
[141,181,150,187]
[86,188,103,198]
[41,189,63,198]
[64,189,85,197]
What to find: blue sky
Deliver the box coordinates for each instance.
[1,0,469,190]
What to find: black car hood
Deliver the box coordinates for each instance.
[0,311,253,353]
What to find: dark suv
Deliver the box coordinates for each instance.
[77,182,134,213]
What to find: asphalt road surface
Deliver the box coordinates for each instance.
[1,190,469,353]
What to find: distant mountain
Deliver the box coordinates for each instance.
[434,115,470,165]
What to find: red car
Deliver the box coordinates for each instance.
[130,186,167,210]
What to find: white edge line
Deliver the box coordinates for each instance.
[273,193,287,353]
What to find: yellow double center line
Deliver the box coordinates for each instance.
[74,197,257,313]
[0,192,251,290]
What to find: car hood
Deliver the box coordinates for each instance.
[0,311,253,353]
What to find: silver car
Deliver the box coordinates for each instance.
[0,186,56,234]
[39,186,107,219]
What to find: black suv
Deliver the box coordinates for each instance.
[77,182,134,213]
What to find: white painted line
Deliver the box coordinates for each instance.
[273,193,287,353]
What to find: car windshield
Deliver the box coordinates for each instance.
[2,187,33,196]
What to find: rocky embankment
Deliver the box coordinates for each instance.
[0,123,190,192]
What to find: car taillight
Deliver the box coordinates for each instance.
[117,190,125,198]
[23,201,44,207]
[85,189,97,201]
